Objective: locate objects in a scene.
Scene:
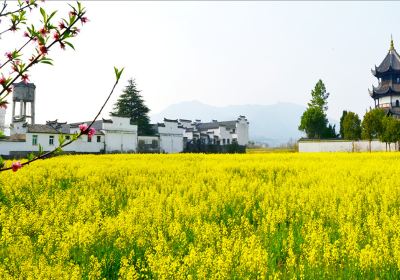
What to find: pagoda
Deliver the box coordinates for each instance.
[369,37,400,116]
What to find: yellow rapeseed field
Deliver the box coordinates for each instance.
[0,153,400,279]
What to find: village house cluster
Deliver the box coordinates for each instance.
[0,82,249,157]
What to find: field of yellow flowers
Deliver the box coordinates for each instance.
[1,153,400,279]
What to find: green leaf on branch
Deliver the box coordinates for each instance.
[40,57,53,65]
[58,134,65,146]
[38,144,43,156]
[64,41,75,50]
[27,153,35,161]
[54,147,63,156]
[48,10,57,22]
[72,132,79,141]
[114,67,124,81]
[40,7,47,24]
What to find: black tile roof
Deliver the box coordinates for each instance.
[373,44,400,76]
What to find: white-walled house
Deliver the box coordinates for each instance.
[0,112,250,157]
[181,115,249,146]
[155,119,185,153]
[0,116,138,157]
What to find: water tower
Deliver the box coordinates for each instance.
[12,82,36,124]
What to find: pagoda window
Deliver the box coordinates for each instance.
[397,77,400,83]
[396,100,399,107]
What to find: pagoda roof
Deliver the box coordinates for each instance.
[372,39,400,76]
[370,83,400,97]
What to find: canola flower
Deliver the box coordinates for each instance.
[0,153,400,279]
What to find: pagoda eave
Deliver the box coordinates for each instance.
[373,67,400,78]
[370,89,400,98]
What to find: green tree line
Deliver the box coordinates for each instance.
[299,80,400,151]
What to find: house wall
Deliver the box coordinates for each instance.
[236,117,249,146]
[0,108,5,131]
[158,121,184,153]
[10,121,27,135]
[160,135,183,153]
[0,132,105,157]
[218,126,232,145]
[102,117,138,153]
[104,132,137,153]
[298,140,389,152]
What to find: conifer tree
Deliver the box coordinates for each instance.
[111,78,154,136]
[299,80,336,138]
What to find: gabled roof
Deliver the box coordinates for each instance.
[69,120,104,130]
[218,121,237,130]
[4,134,26,142]
[196,120,237,131]
[196,122,219,130]
[27,124,60,134]
[164,118,179,123]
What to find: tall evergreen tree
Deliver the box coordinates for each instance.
[339,110,348,138]
[299,80,337,139]
[110,78,154,136]
[307,79,330,112]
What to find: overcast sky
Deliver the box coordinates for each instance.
[2,1,399,124]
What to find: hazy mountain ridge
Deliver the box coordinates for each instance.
[151,101,309,146]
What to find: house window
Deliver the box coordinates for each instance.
[88,136,92,142]
[97,136,101,142]
[49,135,54,145]
[151,139,158,148]
[32,135,38,145]
[222,139,226,145]
[232,129,236,133]
[397,77,400,83]
[227,139,230,144]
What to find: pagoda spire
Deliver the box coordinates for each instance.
[390,34,395,51]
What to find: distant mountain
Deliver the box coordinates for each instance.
[151,101,310,146]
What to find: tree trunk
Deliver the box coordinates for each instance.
[386,142,388,152]
[369,140,372,152]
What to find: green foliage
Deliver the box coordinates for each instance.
[114,67,124,81]
[380,116,400,148]
[299,107,327,138]
[38,144,44,157]
[342,112,361,141]
[307,79,329,112]
[27,153,35,161]
[339,110,348,138]
[322,124,337,138]
[58,134,66,146]
[110,78,155,136]
[299,80,336,139]
[361,108,386,141]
